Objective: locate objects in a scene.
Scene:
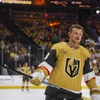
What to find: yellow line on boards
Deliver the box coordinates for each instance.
[0,86,46,89]
[0,86,87,89]
[0,85,100,89]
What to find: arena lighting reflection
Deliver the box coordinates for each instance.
[0,0,100,10]
[96,10,100,14]
[1,0,100,6]
[1,0,32,4]
[1,0,46,5]
[33,0,45,5]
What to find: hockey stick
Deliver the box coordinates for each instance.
[0,65,60,89]
[0,65,90,99]
[0,65,32,78]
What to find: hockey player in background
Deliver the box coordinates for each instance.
[30,24,100,100]
[22,62,31,91]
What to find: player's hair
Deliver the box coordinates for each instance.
[69,24,84,33]
[24,62,28,66]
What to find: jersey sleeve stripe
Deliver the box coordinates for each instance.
[85,77,95,83]
[38,66,50,75]
[38,61,53,74]
[84,71,96,82]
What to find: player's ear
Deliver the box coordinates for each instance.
[68,32,71,38]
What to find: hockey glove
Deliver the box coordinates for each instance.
[90,88,100,100]
[30,69,45,86]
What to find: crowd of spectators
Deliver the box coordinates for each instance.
[87,14,100,37]
[11,11,80,48]
[0,23,37,74]
[0,10,100,76]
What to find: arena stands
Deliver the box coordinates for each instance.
[0,2,100,75]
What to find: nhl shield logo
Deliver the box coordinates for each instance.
[65,58,80,77]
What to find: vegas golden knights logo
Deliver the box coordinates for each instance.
[65,58,80,77]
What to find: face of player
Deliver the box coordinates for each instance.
[69,28,83,44]
[24,63,28,67]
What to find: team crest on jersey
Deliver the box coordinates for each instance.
[65,58,80,77]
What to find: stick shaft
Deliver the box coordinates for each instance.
[0,65,32,78]
[0,65,89,99]
[0,65,60,89]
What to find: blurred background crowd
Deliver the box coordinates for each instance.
[0,0,100,76]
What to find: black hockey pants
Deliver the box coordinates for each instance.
[45,95,83,100]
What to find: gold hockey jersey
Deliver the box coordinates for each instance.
[38,42,95,92]
[22,66,31,75]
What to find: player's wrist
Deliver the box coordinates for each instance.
[90,88,100,95]
[90,88,100,100]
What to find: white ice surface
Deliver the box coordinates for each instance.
[0,89,90,100]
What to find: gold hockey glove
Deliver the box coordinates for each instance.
[30,69,45,86]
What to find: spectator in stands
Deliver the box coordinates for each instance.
[17,63,22,72]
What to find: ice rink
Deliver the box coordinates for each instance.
[0,88,90,100]
[1,75,99,100]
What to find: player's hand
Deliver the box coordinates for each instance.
[90,88,100,100]
[30,69,45,86]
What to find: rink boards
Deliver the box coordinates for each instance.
[0,75,100,89]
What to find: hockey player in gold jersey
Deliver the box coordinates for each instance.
[30,24,100,100]
[22,62,31,91]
